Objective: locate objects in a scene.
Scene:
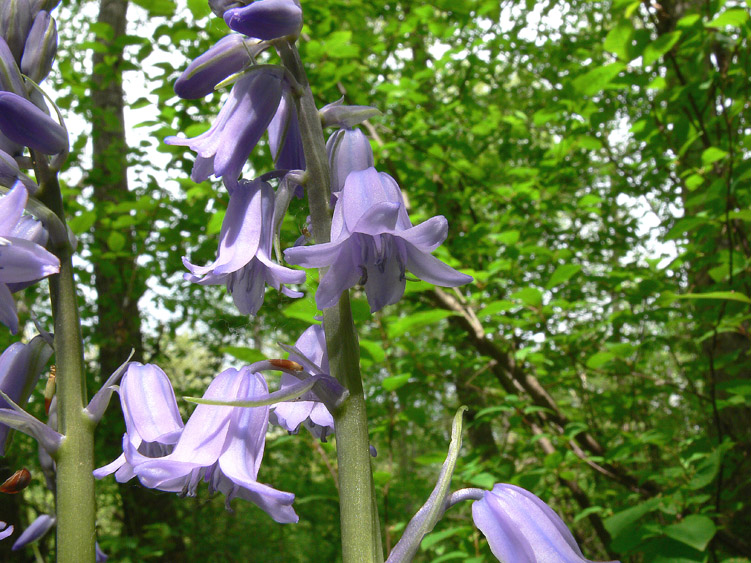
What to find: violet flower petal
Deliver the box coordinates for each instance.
[0,521,12,540]
[11,514,54,551]
[472,484,620,563]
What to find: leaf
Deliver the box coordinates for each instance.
[106,231,126,252]
[604,497,660,538]
[689,449,721,489]
[706,8,749,28]
[382,374,410,391]
[284,296,319,322]
[643,31,682,66]
[360,339,386,364]
[478,300,516,317]
[663,515,716,552]
[674,291,751,305]
[220,347,266,364]
[604,19,634,60]
[68,211,96,234]
[701,147,728,165]
[510,287,543,308]
[586,351,615,369]
[131,0,176,17]
[187,0,211,19]
[573,63,625,95]
[387,310,456,338]
[546,264,582,289]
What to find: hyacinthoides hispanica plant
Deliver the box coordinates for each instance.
[0,0,621,561]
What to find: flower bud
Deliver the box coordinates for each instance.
[0,148,37,191]
[20,10,57,83]
[0,336,53,455]
[209,0,246,18]
[224,0,303,41]
[174,34,260,99]
[0,0,33,62]
[0,37,26,96]
[326,128,374,194]
[0,91,67,154]
[29,0,61,14]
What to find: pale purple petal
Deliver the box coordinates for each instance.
[0,236,60,283]
[120,363,184,443]
[0,92,67,154]
[0,182,27,236]
[0,521,13,540]
[12,514,55,551]
[405,244,473,287]
[0,283,17,334]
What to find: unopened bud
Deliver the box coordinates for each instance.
[0,91,67,154]
[0,37,26,96]
[174,34,260,99]
[21,10,57,83]
[0,0,33,62]
[224,0,303,41]
[326,128,374,194]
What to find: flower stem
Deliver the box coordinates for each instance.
[277,40,383,563]
[34,157,96,563]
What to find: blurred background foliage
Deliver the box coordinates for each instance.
[1,0,750,560]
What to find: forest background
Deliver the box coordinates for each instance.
[1,0,750,561]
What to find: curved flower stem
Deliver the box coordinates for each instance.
[276,40,383,563]
[32,153,95,563]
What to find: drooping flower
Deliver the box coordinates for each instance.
[472,484,619,563]
[285,167,472,312]
[131,367,298,524]
[166,67,283,190]
[326,127,374,195]
[271,324,334,440]
[224,0,303,41]
[0,91,67,154]
[93,363,184,484]
[0,182,60,333]
[173,33,261,100]
[183,178,304,316]
[0,335,53,454]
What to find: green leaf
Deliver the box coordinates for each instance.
[131,0,176,17]
[643,31,682,66]
[663,515,716,552]
[387,310,456,338]
[68,210,96,234]
[107,231,126,252]
[701,147,728,165]
[546,264,582,289]
[478,300,516,317]
[674,291,751,305]
[510,287,543,308]
[604,497,660,538]
[586,351,615,369]
[706,8,749,28]
[382,374,410,391]
[360,339,386,364]
[187,0,211,19]
[689,449,721,489]
[283,296,320,322]
[220,346,266,364]
[604,19,634,61]
[573,63,625,95]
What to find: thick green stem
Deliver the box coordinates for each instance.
[34,159,96,562]
[277,40,383,563]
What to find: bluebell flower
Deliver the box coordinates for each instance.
[0,0,33,61]
[131,367,299,523]
[0,335,53,454]
[472,484,619,563]
[184,178,304,316]
[93,363,184,484]
[271,324,334,441]
[166,67,283,190]
[0,521,12,540]
[224,0,302,41]
[20,9,57,83]
[0,182,60,333]
[285,167,472,312]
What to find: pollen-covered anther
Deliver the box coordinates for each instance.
[269,359,304,371]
